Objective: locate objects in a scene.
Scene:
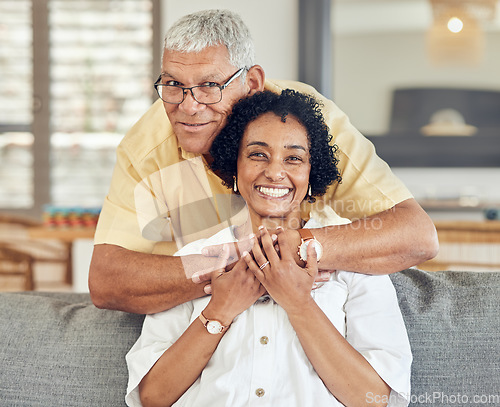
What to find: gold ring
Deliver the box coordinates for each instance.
[259,261,270,270]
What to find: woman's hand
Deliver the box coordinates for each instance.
[204,245,266,326]
[244,227,318,313]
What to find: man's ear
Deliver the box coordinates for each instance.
[245,65,265,95]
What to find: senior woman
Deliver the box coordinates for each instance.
[126,90,412,407]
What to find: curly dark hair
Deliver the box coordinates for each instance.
[209,89,342,201]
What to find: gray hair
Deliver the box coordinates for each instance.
[163,9,255,70]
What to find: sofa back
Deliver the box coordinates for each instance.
[0,292,144,407]
[0,269,499,407]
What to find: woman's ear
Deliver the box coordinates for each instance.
[245,65,265,95]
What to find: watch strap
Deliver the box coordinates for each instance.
[298,228,315,242]
[198,312,209,326]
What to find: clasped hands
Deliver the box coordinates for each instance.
[195,227,329,320]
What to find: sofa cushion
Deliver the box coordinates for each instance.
[390,269,500,406]
[0,291,144,407]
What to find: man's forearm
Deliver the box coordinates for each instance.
[89,244,207,314]
[313,198,439,274]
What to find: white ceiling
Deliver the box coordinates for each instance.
[332,0,500,35]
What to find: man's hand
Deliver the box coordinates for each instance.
[173,236,255,289]
[193,233,255,292]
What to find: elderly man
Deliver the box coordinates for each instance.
[89,9,438,314]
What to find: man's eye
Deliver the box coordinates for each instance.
[201,82,220,88]
[165,80,181,86]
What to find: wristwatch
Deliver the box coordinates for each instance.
[199,312,229,335]
[297,229,323,262]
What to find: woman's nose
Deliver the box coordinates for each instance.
[264,161,285,181]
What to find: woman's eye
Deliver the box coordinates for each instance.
[286,156,303,163]
[248,152,267,159]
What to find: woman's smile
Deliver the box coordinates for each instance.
[255,185,293,199]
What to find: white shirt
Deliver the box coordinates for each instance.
[126,212,412,407]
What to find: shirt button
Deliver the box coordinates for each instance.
[260,336,269,345]
[255,388,265,397]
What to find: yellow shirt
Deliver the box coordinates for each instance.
[94,79,412,255]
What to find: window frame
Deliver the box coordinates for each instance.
[3,0,161,219]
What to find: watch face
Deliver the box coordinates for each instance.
[300,239,323,261]
[206,320,223,334]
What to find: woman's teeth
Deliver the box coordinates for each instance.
[257,186,290,198]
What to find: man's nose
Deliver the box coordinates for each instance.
[178,89,205,114]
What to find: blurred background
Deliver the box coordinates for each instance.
[1,0,499,291]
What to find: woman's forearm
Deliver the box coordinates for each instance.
[286,299,390,407]
[138,317,224,407]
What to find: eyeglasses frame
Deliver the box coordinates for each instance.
[154,67,246,105]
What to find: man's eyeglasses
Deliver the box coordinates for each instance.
[154,68,246,105]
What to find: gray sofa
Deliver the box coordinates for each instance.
[1,268,499,407]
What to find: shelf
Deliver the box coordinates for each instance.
[28,227,95,242]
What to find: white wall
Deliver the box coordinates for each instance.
[393,167,500,203]
[333,31,500,135]
[332,0,500,135]
[161,0,299,81]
